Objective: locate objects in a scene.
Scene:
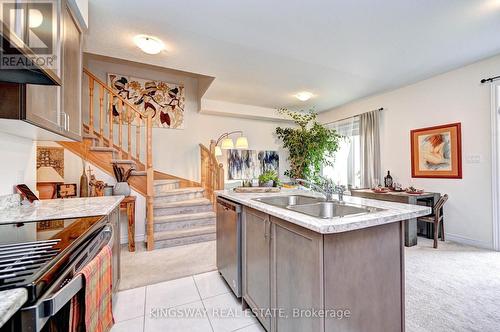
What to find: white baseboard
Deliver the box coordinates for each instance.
[120,233,145,245]
[444,233,493,250]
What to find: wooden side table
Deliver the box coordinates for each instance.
[350,189,440,247]
[120,196,136,252]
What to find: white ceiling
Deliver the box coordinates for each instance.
[84,0,500,112]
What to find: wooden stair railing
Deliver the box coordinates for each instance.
[83,68,155,251]
[200,143,224,206]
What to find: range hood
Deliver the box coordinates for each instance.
[0,25,61,86]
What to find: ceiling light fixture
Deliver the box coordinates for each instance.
[295,91,314,102]
[133,35,165,55]
[211,131,249,157]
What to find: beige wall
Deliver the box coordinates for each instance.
[84,54,290,183]
[319,54,500,249]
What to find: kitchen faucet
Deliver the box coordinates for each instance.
[295,178,345,202]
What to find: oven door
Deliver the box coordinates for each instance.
[20,224,113,332]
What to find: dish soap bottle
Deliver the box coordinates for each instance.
[384,171,393,188]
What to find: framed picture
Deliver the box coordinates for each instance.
[410,123,462,179]
[37,220,64,232]
[57,184,77,198]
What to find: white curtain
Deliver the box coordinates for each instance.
[323,116,361,188]
[359,110,381,188]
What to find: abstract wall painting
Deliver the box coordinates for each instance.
[410,123,462,178]
[107,73,185,129]
[258,151,280,174]
[227,149,279,180]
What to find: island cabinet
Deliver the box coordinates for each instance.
[242,206,405,332]
[242,208,272,331]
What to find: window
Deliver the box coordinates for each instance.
[322,116,361,188]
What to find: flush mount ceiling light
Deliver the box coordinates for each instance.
[133,35,165,54]
[295,91,314,102]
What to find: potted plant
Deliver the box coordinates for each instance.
[259,170,280,187]
[112,164,135,196]
[275,108,341,184]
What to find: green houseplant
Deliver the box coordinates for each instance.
[259,170,280,187]
[275,108,341,184]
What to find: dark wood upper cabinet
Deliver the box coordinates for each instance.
[0,0,83,141]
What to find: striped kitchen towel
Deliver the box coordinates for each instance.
[73,244,114,332]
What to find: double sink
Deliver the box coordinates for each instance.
[253,195,382,219]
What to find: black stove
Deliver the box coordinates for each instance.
[0,216,108,304]
[0,215,114,331]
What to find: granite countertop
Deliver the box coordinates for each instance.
[0,288,27,328]
[0,196,124,224]
[216,189,431,234]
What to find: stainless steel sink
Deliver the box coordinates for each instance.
[253,195,324,208]
[254,195,382,219]
[288,202,378,219]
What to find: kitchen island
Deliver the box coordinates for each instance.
[216,189,430,332]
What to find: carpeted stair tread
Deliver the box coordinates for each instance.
[82,134,99,140]
[154,187,204,197]
[154,179,181,186]
[111,159,136,164]
[90,146,116,152]
[153,197,211,209]
[154,211,215,224]
[154,225,216,241]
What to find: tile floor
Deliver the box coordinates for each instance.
[111,270,264,332]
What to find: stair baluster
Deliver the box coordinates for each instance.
[146,113,154,251]
[82,68,157,250]
[88,77,94,135]
[136,113,141,160]
[117,100,123,159]
[108,95,114,148]
[127,105,132,160]
[98,86,104,146]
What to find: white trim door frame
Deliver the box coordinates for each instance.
[491,83,500,251]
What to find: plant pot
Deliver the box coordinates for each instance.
[113,182,131,196]
[259,180,274,187]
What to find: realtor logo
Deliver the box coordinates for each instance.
[0,0,58,70]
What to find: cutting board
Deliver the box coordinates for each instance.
[233,187,281,193]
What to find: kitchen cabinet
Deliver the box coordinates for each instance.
[242,207,271,331]
[242,207,404,332]
[61,0,83,138]
[271,217,323,332]
[0,0,83,141]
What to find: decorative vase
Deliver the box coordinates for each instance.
[260,180,274,188]
[79,168,88,197]
[113,182,131,196]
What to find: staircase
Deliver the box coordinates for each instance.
[153,180,215,248]
[154,181,215,249]
[59,68,219,250]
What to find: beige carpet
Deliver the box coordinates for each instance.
[406,237,500,332]
[119,240,216,291]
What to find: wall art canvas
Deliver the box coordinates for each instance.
[258,151,280,174]
[411,123,462,178]
[108,73,185,129]
[37,147,64,177]
[227,149,279,180]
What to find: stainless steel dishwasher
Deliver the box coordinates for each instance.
[216,197,242,298]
